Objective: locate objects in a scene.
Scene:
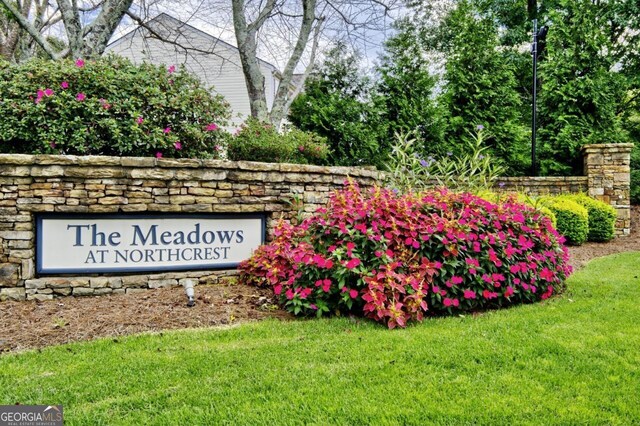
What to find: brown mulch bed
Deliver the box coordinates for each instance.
[567,205,640,270]
[1,207,638,354]
[0,284,290,353]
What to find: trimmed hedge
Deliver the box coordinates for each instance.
[483,192,616,245]
[228,118,329,165]
[539,196,589,246]
[568,193,617,242]
[476,190,558,227]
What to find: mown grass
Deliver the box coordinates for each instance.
[1,252,639,425]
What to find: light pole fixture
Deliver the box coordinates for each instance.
[183,279,196,307]
[531,19,548,177]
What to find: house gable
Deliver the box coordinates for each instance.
[107,13,280,126]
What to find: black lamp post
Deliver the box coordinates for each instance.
[531,20,548,176]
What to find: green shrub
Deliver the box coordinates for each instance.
[476,190,557,228]
[567,194,616,242]
[227,118,329,164]
[0,56,231,158]
[539,196,589,245]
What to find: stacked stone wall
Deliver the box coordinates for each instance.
[494,176,589,196]
[0,155,379,300]
[0,143,633,301]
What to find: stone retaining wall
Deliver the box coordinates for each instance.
[495,176,589,196]
[0,155,379,301]
[0,142,633,301]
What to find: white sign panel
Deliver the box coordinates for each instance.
[36,214,265,274]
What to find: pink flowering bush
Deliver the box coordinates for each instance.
[239,182,572,328]
[0,56,230,158]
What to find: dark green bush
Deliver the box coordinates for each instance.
[568,194,617,242]
[227,118,329,164]
[540,196,589,246]
[0,56,230,158]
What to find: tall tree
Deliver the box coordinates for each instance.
[376,17,444,154]
[228,0,398,126]
[231,0,320,124]
[289,42,387,167]
[537,0,640,174]
[436,0,530,174]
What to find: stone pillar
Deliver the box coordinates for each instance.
[582,143,634,236]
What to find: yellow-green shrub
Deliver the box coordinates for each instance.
[476,190,557,227]
[539,196,589,246]
[567,194,616,242]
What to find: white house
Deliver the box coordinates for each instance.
[106,13,280,126]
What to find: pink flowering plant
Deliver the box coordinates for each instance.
[0,56,230,158]
[239,181,572,328]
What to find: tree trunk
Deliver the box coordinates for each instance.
[268,0,319,127]
[83,0,134,58]
[57,0,84,58]
[232,0,270,122]
[0,0,32,61]
[1,0,133,60]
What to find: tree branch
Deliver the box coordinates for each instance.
[233,0,269,120]
[284,15,324,114]
[83,0,134,56]
[247,0,277,33]
[56,0,84,57]
[0,0,62,59]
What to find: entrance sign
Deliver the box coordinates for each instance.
[36,213,266,274]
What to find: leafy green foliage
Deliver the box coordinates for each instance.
[381,0,640,180]
[288,43,387,167]
[436,0,530,175]
[539,196,589,245]
[0,56,230,158]
[227,118,329,164]
[567,193,617,242]
[376,18,444,151]
[537,0,633,175]
[287,0,640,181]
[385,126,504,193]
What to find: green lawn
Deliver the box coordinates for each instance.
[1,252,639,425]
